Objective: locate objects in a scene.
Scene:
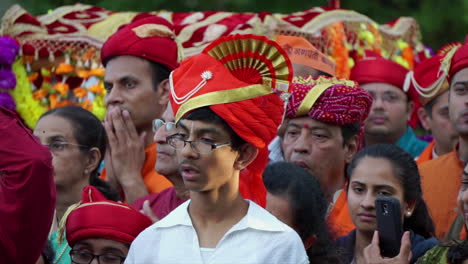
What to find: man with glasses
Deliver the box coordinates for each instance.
[350,54,428,158]
[66,186,152,264]
[126,35,308,263]
[132,104,189,221]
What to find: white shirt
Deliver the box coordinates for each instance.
[268,136,285,163]
[125,200,309,264]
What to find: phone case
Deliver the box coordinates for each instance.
[375,196,403,258]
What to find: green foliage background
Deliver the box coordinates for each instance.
[2,0,467,50]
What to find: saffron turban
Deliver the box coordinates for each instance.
[169,34,293,207]
[66,186,152,246]
[276,35,336,76]
[101,15,181,70]
[285,76,372,125]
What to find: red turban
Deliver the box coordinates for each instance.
[66,186,152,246]
[448,43,468,82]
[285,76,372,126]
[350,56,418,101]
[169,34,293,207]
[404,54,449,106]
[101,15,180,70]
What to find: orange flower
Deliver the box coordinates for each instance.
[32,88,48,100]
[76,69,91,79]
[56,100,73,108]
[53,82,69,96]
[89,68,105,77]
[402,46,414,70]
[81,99,93,111]
[55,63,74,74]
[28,72,39,82]
[88,82,104,94]
[49,94,58,109]
[73,87,88,98]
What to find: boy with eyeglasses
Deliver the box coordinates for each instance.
[65,186,152,264]
[126,35,308,263]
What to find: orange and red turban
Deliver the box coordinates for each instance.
[169,34,293,207]
[101,15,181,70]
[285,76,372,126]
[66,186,152,246]
[275,35,336,76]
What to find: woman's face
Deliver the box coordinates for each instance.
[347,156,412,235]
[34,115,89,205]
[458,165,468,229]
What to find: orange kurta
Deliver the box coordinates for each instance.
[416,140,435,165]
[328,189,355,238]
[419,150,465,240]
[101,143,173,194]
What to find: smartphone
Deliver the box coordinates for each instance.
[375,196,403,258]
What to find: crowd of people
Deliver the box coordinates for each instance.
[1,13,468,264]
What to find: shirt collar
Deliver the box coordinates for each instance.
[156,200,288,232]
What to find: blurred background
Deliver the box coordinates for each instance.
[1,0,467,50]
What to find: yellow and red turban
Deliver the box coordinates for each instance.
[275,35,336,76]
[404,54,449,106]
[101,15,181,70]
[66,186,152,246]
[169,34,293,207]
[285,76,372,126]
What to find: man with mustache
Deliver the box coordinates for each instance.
[268,35,336,163]
[350,54,428,158]
[100,15,180,203]
[419,43,468,241]
[281,76,372,237]
[407,54,458,164]
[126,34,308,263]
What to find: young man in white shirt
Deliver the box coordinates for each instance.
[125,34,308,264]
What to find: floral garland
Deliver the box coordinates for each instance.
[10,47,107,128]
[0,36,20,111]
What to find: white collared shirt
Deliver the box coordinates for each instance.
[125,200,309,264]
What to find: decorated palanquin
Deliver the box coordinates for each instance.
[0,4,426,128]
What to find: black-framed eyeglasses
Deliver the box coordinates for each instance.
[69,250,125,264]
[43,141,89,152]
[167,134,231,154]
[152,119,176,132]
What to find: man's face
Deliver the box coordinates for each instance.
[424,91,458,152]
[154,105,178,177]
[174,119,239,192]
[449,68,468,136]
[282,117,349,191]
[362,83,411,139]
[104,56,168,131]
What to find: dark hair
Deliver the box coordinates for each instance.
[180,107,246,150]
[41,239,55,264]
[423,94,443,119]
[346,144,435,238]
[40,106,119,201]
[341,122,360,145]
[148,60,170,91]
[447,240,468,264]
[263,162,341,262]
